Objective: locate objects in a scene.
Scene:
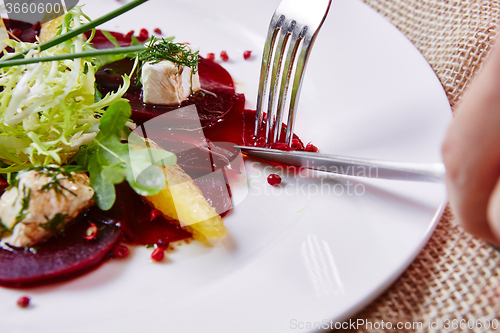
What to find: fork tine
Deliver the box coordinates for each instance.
[265,18,294,142]
[273,22,304,144]
[255,0,332,145]
[254,14,284,139]
[284,27,312,144]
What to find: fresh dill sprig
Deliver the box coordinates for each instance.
[40,213,70,233]
[15,188,31,223]
[137,36,199,72]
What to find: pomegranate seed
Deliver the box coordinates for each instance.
[220,50,229,62]
[150,209,162,221]
[151,247,164,261]
[206,53,215,61]
[153,28,162,35]
[113,245,129,258]
[156,239,170,249]
[243,50,252,60]
[17,296,30,308]
[139,28,149,39]
[305,143,319,152]
[11,28,21,38]
[267,174,282,186]
[83,223,97,240]
[125,30,134,40]
[290,139,304,150]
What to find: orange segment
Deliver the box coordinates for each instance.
[145,164,227,244]
[39,16,64,43]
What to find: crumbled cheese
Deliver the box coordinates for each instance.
[0,168,94,247]
[141,60,201,105]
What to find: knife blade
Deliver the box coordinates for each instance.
[234,145,446,183]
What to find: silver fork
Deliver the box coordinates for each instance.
[255,0,332,145]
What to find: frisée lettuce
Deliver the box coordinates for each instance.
[0,6,177,210]
[0,6,130,172]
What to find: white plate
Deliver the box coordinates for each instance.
[1,0,451,332]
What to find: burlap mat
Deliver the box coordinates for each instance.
[343,1,500,332]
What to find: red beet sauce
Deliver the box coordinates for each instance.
[0,22,308,288]
[1,19,39,44]
[101,183,191,245]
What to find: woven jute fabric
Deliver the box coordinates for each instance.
[344,1,500,332]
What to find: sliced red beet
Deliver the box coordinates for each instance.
[95,57,244,127]
[197,57,235,94]
[2,19,38,43]
[0,217,121,287]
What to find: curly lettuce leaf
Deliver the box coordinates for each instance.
[0,7,131,172]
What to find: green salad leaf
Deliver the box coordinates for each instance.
[72,100,176,210]
[0,6,131,172]
[0,6,178,212]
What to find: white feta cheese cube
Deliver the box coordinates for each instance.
[0,168,94,248]
[141,60,201,105]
